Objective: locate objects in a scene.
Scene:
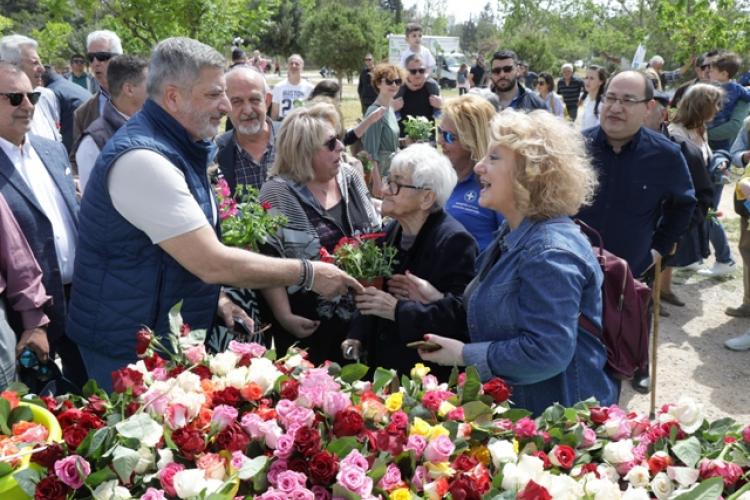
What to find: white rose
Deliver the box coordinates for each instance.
[666,466,699,488]
[668,397,704,434]
[157,448,174,469]
[500,462,522,491]
[224,365,249,389]
[93,480,132,500]
[650,472,674,499]
[488,439,517,469]
[540,472,582,499]
[500,454,544,490]
[598,463,620,483]
[173,388,205,419]
[602,439,635,464]
[284,354,304,369]
[209,351,240,376]
[622,486,650,500]
[176,370,203,393]
[115,413,163,447]
[173,469,207,499]
[583,477,622,500]
[133,446,155,474]
[247,357,282,393]
[624,465,650,488]
[735,493,750,500]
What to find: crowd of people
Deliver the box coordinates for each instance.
[1,21,750,417]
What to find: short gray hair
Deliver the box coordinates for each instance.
[561,63,573,72]
[86,30,123,55]
[225,65,269,94]
[147,37,226,99]
[0,35,38,65]
[0,61,26,79]
[390,143,457,210]
[649,55,664,66]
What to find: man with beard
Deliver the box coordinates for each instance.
[488,50,546,112]
[217,65,278,194]
[393,54,442,139]
[67,38,361,390]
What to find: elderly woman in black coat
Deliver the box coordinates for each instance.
[342,144,478,377]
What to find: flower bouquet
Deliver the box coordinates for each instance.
[215,179,287,252]
[402,115,433,143]
[320,234,397,289]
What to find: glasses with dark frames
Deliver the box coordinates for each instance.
[0,92,41,106]
[383,77,403,86]
[323,136,340,151]
[408,68,427,75]
[491,65,515,75]
[382,176,431,196]
[87,52,114,63]
[601,94,650,107]
[437,126,457,145]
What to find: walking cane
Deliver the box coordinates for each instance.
[649,257,663,419]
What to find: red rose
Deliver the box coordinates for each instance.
[589,407,609,425]
[647,452,673,475]
[280,379,300,401]
[448,475,481,500]
[86,395,107,416]
[31,443,65,468]
[215,423,250,453]
[261,201,272,210]
[40,395,58,413]
[333,409,364,437]
[143,353,167,371]
[699,458,743,487]
[125,401,140,416]
[237,354,253,367]
[550,445,576,469]
[62,424,89,449]
[192,365,212,380]
[452,454,479,472]
[376,428,405,456]
[308,450,339,485]
[167,366,186,378]
[532,451,552,469]
[79,411,105,430]
[212,387,242,407]
[111,367,145,396]
[56,409,82,429]
[135,328,152,356]
[287,457,308,473]
[482,378,511,404]
[518,480,552,500]
[294,426,321,456]
[172,426,206,459]
[579,463,600,478]
[35,475,71,500]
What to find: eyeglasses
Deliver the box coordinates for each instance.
[0,92,41,106]
[87,52,114,63]
[408,68,427,75]
[699,64,711,71]
[491,65,515,75]
[71,58,85,64]
[383,77,403,86]
[601,94,650,107]
[323,136,341,151]
[437,126,457,145]
[383,176,431,196]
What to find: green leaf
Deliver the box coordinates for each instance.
[340,363,369,383]
[367,463,387,483]
[372,367,395,393]
[672,436,702,468]
[448,366,459,387]
[672,477,725,500]
[8,405,33,426]
[462,400,493,422]
[112,445,141,482]
[0,461,14,478]
[727,480,750,500]
[85,467,117,488]
[542,403,565,424]
[115,412,163,447]
[87,427,113,460]
[13,467,43,497]
[332,484,362,500]
[461,365,481,404]
[502,408,533,421]
[237,455,268,480]
[327,437,359,457]
[0,397,11,434]
[5,382,29,396]
[82,379,107,399]
[168,300,184,335]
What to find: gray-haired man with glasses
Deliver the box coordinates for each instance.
[576,70,696,394]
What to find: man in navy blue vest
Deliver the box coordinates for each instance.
[0,62,88,390]
[67,37,363,390]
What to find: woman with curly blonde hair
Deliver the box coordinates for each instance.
[417,110,619,415]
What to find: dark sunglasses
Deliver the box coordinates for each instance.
[71,58,86,64]
[323,136,340,151]
[0,92,41,106]
[408,68,427,75]
[383,77,403,86]
[437,126,456,145]
[492,65,515,75]
[87,52,114,63]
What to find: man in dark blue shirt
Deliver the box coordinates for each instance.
[577,71,696,393]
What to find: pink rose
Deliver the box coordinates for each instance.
[256,489,288,500]
[423,435,455,463]
[217,178,231,197]
[336,465,373,496]
[240,412,265,439]
[411,465,428,491]
[311,485,332,500]
[340,449,369,471]
[277,470,308,492]
[743,425,750,443]
[580,425,597,448]
[211,405,239,431]
[151,367,169,381]
[390,411,408,429]
[322,391,351,417]
[196,452,227,480]
[405,434,427,457]
[378,464,403,491]
[513,417,537,439]
[289,487,315,500]
[267,459,288,486]
[165,403,190,430]
[159,462,185,496]
[54,455,90,489]
[228,340,266,358]
[274,434,295,459]
[141,487,168,500]
[185,344,206,364]
[699,458,743,487]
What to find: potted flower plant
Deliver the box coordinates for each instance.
[320,233,397,289]
[402,115,433,143]
[215,179,287,252]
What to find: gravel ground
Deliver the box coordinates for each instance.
[620,184,750,423]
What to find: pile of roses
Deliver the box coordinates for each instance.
[9,304,750,499]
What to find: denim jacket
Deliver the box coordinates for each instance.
[462,217,618,415]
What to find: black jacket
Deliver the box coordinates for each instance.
[348,209,478,378]
[45,71,91,152]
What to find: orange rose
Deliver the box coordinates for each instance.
[240,383,263,401]
[1,391,20,409]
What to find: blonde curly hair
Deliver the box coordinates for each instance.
[489,109,598,220]
[442,94,496,161]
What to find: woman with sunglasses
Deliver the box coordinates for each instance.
[343,144,477,378]
[536,72,564,117]
[440,95,504,251]
[362,63,402,194]
[580,65,608,130]
[259,103,381,366]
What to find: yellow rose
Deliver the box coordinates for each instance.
[425,461,456,479]
[385,392,404,412]
[411,363,431,379]
[470,444,491,466]
[389,488,412,500]
[410,417,431,437]
[428,424,450,441]
[437,400,456,417]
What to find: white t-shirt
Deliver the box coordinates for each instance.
[30,87,61,142]
[580,95,602,131]
[271,79,314,120]
[75,135,100,195]
[108,149,216,244]
[400,46,436,71]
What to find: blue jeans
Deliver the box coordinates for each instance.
[709,183,734,264]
